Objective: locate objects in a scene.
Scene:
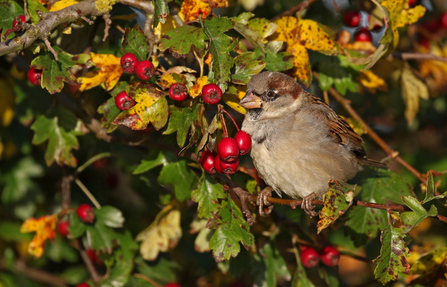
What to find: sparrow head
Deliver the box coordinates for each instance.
[240,72,304,120]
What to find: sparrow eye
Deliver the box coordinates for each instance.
[267,91,275,98]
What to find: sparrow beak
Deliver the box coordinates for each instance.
[240,91,262,109]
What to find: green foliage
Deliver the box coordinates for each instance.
[160,25,207,58]
[122,26,149,61]
[0,0,23,39]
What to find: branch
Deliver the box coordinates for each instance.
[392,52,447,63]
[0,259,67,286]
[312,71,426,183]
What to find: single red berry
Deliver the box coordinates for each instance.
[77,204,95,224]
[12,15,26,28]
[169,83,188,101]
[202,83,222,104]
[200,150,216,174]
[220,157,239,175]
[234,131,251,155]
[75,283,90,287]
[115,91,135,111]
[57,220,70,237]
[320,246,340,267]
[300,247,320,268]
[165,284,181,287]
[343,11,361,28]
[214,155,223,173]
[408,0,418,7]
[440,12,447,30]
[86,248,102,265]
[354,28,373,42]
[135,60,155,81]
[217,138,239,162]
[120,53,139,74]
[27,67,42,86]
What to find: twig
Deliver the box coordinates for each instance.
[169,1,184,27]
[218,105,229,138]
[0,259,67,286]
[43,38,58,61]
[81,15,95,25]
[133,273,164,287]
[76,152,112,174]
[75,178,102,209]
[313,71,426,183]
[102,14,112,42]
[392,52,447,63]
[79,248,102,283]
[270,0,319,21]
[61,167,72,210]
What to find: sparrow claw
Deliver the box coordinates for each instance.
[301,192,318,217]
[257,186,274,217]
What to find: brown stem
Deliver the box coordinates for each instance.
[392,52,447,63]
[313,71,426,183]
[133,273,164,287]
[270,0,319,21]
[102,13,112,42]
[44,39,59,60]
[0,259,67,286]
[218,105,229,138]
[61,167,72,210]
[221,108,240,132]
[79,247,102,283]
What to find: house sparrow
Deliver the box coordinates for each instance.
[240,72,386,217]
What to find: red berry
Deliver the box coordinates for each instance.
[320,246,340,267]
[75,284,90,287]
[419,37,429,49]
[27,67,42,86]
[120,52,139,74]
[234,131,251,155]
[220,157,239,174]
[77,204,95,224]
[441,12,447,30]
[217,138,239,162]
[408,0,418,7]
[202,83,222,104]
[169,83,188,101]
[115,91,135,111]
[165,284,181,287]
[57,220,70,237]
[214,155,223,173]
[92,157,107,170]
[12,15,25,28]
[86,248,102,265]
[135,60,155,81]
[354,28,373,42]
[343,11,361,28]
[200,150,216,174]
[300,247,320,268]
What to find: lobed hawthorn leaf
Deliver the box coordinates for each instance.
[31,115,79,167]
[208,199,255,262]
[373,225,410,284]
[122,25,149,61]
[409,246,447,285]
[317,54,360,95]
[31,47,90,94]
[135,256,179,284]
[159,25,207,58]
[400,196,437,234]
[0,0,23,39]
[163,104,200,148]
[133,149,172,175]
[231,52,266,85]
[100,249,134,287]
[251,240,291,286]
[346,169,415,247]
[203,17,236,92]
[252,41,293,72]
[317,181,354,234]
[112,83,169,130]
[158,159,198,201]
[95,206,125,228]
[86,223,116,253]
[28,0,48,24]
[68,212,86,239]
[232,12,276,53]
[423,172,444,204]
[97,82,128,133]
[191,173,227,219]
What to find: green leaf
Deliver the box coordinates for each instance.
[0,0,23,39]
[27,0,48,24]
[122,25,149,61]
[208,199,255,262]
[422,172,444,203]
[400,196,437,234]
[31,47,90,94]
[45,236,78,263]
[0,157,43,204]
[135,256,179,284]
[317,55,358,95]
[409,247,447,285]
[232,13,276,53]
[133,149,170,174]
[203,17,236,92]
[68,212,87,239]
[31,115,79,167]
[97,82,128,133]
[252,41,293,72]
[317,182,354,234]
[373,225,410,284]
[346,170,415,246]
[154,0,170,26]
[60,265,89,285]
[231,52,266,85]
[163,104,200,147]
[159,25,207,58]
[95,206,125,228]
[100,250,134,287]
[86,223,116,252]
[191,172,227,219]
[158,159,198,201]
[257,241,291,286]
[291,244,315,287]
[0,222,33,242]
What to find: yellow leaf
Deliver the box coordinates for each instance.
[287,42,312,88]
[179,0,228,21]
[222,93,246,114]
[410,247,447,278]
[269,16,299,44]
[343,41,377,54]
[154,15,177,40]
[129,83,165,124]
[136,207,182,261]
[20,215,57,258]
[62,27,72,34]
[49,0,80,11]
[381,0,426,29]
[78,53,122,91]
[189,76,208,98]
[157,73,186,90]
[297,19,341,55]
[401,63,429,125]
[358,70,388,94]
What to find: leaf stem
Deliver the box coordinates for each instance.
[74,179,102,209]
[221,108,240,131]
[76,152,112,174]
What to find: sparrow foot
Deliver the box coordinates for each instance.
[301,192,319,217]
[257,186,274,217]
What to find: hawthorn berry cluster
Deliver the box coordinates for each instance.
[120,52,155,81]
[342,10,382,43]
[300,245,340,268]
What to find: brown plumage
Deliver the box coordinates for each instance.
[240,72,386,216]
